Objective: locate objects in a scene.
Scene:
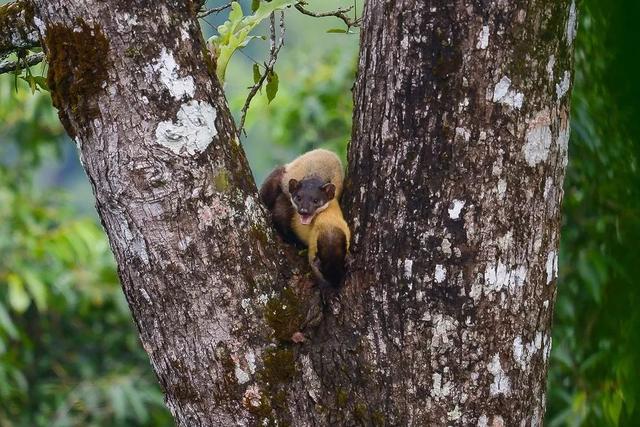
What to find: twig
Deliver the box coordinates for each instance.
[0,52,45,75]
[236,11,285,138]
[294,1,361,28]
[198,2,233,19]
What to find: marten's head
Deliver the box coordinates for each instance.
[289,177,335,225]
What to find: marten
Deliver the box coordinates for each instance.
[259,149,350,288]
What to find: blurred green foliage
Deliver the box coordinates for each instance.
[546,1,640,425]
[0,0,639,426]
[0,78,172,425]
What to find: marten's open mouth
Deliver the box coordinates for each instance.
[299,213,314,225]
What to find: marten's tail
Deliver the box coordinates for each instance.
[313,227,348,288]
[259,166,285,209]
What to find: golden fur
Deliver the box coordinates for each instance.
[291,199,350,264]
[281,149,344,199]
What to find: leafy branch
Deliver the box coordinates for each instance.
[206,0,297,83]
[294,1,361,30]
[236,11,285,138]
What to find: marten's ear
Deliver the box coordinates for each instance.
[321,183,336,200]
[288,179,299,194]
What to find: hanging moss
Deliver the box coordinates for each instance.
[261,347,296,384]
[336,388,349,408]
[45,20,111,135]
[213,169,230,192]
[264,287,304,342]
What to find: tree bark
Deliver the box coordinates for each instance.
[21,0,576,425]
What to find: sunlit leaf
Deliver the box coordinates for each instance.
[266,71,279,103]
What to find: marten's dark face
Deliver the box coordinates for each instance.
[289,178,335,225]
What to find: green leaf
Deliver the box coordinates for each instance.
[251,0,260,12]
[266,71,279,103]
[0,304,18,339]
[33,76,49,91]
[327,28,348,33]
[253,63,261,84]
[8,274,30,313]
[21,269,48,311]
[208,0,297,82]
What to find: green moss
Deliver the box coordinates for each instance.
[250,224,269,247]
[372,410,385,426]
[213,169,230,192]
[246,394,273,419]
[45,20,111,136]
[353,402,368,423]
[261,347,296,384]
[336,388,349,408]
[264,287,304,342]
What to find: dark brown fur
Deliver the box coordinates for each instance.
[313,227,347,288]
[259,166,286,209]
[259,167,299,244]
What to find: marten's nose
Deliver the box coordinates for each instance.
[299,207,310,215]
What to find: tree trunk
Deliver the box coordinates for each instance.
[22,0,576,425]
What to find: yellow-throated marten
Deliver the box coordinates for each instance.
[259,149,350,288]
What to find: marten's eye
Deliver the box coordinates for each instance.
[295,196,301,202]
[314,199,319,204]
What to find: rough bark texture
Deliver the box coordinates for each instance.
[341,0,575,424]
[0,0,39,56]
[22,0,576,425]
[31,1,308,425]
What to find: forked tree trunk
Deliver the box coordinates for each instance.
[25,0,576,425]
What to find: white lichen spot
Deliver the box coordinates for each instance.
[434,264,447,283]
[234,365,250,384]
[546,250,557,285]
[245,350,257,374]
[155,100,218,156]
[180,26,190,41]
[401,34,409,50]
[33,16,47,34]
[448,405,462,421]
[546,55,556,79]
[478,414,489,427]
[557,124,571,167]
[492,76,524,109]
[556,70,571,99]
[544,177,554,199]
[543,300,550,310]
[404,259,413,279]
[488,353,511,396]
[477,25,490,49]
[566,0,577,45]
[431,313,457,349]
[544,337,553,362]
[456,127,471,141]
[241,298,251,310]
[441,238,452,256]
[513,336,524,367]
[152,48,196,100]
[523,111,553,167]
[497,179,507,198]
[448,199,465,219]
[485,260,528,293]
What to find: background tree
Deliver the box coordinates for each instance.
[1,0,638,426]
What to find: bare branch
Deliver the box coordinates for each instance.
[198,2,232,19]
[294,1,361,28]
[236,11,285,138]
[0,1,40,56]
[0,51,45,75]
